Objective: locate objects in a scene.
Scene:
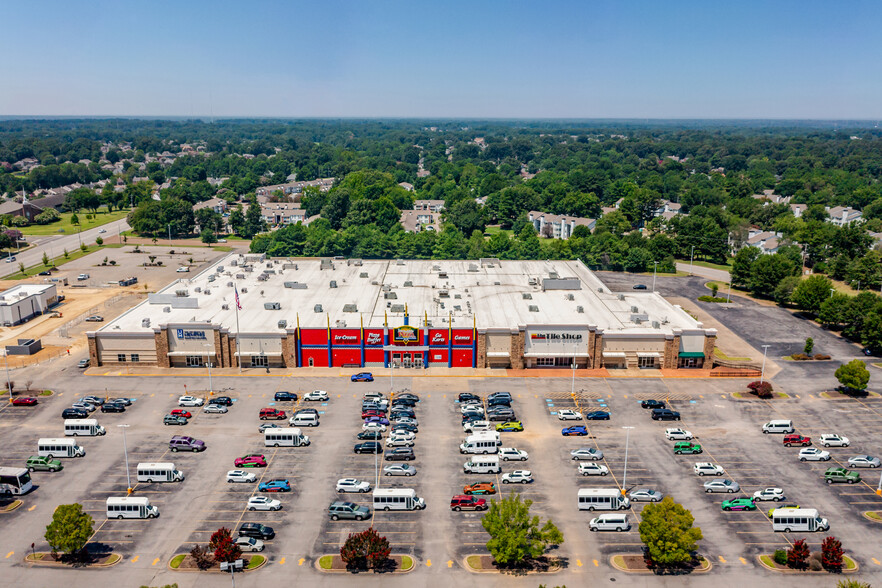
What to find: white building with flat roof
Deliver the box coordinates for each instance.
[0,284,58,326]
[88,255,716,371]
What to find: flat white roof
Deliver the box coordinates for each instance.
[0,283,54,305]
[97,255,703,336]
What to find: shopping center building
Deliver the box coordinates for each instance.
[87,254,716,371]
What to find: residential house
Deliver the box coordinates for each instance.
[826,206,862,226]
[398,182,414,192]
[0,193,67,221]
[399,210,440,233]
[260,203,310,226]
[746,229,784,255]
[193,198,227,215]
[653,200,683,220]
[413,199,445,213]
[790,204,807,218]
[527,211,596,240]
[752,189,791,205]
[255,178,335,198]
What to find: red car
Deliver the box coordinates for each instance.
[170,409,192,419]
[361,409,386,419]
[11,397,38,406]
[259,408,287,421]
[234,455,267,468]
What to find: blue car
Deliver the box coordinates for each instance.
[352,372,374,382]
[364,416,390,426]
[562,425,588,436]
[585,411,610,421]
[258,479,291,492]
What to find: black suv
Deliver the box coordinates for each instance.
[209,396,233,406]
[101,402,126,413]
[651,408,681,421]
[274,391,298,402]
[391,398,416,408]
[396,393,420,403]
[238,523,275,540]
[487,397,511,407]
[354,442,383,454]
[459,393,480,403]
[390,408,415,419]
[357,430,383,440]
[384,447,415,461]
[641,399,665,409]
[488,392,512,403]
[487,409,516,422]
[62,408,89,419]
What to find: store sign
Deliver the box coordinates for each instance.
[394,326,419,343]
[176,329,207,340]
[530,332,582,341]
[366,332,383,345]
[453,335,472,342]
[334,334,358,342]
[431,333,445,344]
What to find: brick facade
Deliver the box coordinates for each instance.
[281,332,296,368]
[591,331,604,368]
[702,333,716,369]
[154,329,170,368]
[87,334,100,367]
[510,331,525,369]
[662,334,680,369]
[476,333,487,368]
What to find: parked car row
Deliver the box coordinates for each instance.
[61,395,131,419]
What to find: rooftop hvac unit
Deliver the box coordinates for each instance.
[163,307,171,313]
[284,282,307,289]
[528,277,538,286]
[432,265,441,271]
[577,306,584,313]
[141,318,151,327]
[203,288,211,295]
[314,304,323,313]
[617,294,625,300]
[370,280,379,286]
[227,282,234,287]
[218,266,224,272]
[566,293,575,301]
[207,275,216,282]
[403,281,413,287]
[396,259,405,265]
[548,271,559,279]
[342,304,357,312]
[454,294,461,299]
[241,288,247,293]
[335,320,347,327]
[195,287,201,293]
[236,274,245,279]
[384,292,398,299]
[230,260,238,266]
[264,302,281,310]
[439,272,448,278]
[528,305,539,312]
[175,290,189,297]
[329,281,337,288]
[381,284,391,291]
[652,321,660,329]
[454,305,461,311]
[222,304,229,310]
[597,287,604,293]
[631,306,638,313]
[468,263,478,272]
[278,320,287,328]
[494,281,501,286]
[391,304,405,313]
[359,272,368,278]
[439,289,449,298]
[522,293,532,300]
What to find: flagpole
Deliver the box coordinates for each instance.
[234,285,242,373]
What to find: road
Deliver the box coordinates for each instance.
[676,262,730,283]
[6,219,131,273]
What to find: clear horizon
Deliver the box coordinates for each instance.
[2,0,881,119]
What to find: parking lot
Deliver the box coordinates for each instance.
[2,370,882,586]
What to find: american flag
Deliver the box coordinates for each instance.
[234,286,242,310]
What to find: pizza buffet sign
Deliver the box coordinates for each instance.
[393,326,419,343]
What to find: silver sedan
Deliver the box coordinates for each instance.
[383,464,417,476]
[570,447,604,461]
[629,489,664,502]
[848,455,881,468]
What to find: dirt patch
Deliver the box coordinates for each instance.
[617,553,710,574]
[26,551,120,568]
[466,554,564,574]
[317,554,411,573]
[172,553,262,572]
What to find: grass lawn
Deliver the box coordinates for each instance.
[682,258,734,271]
[3,243,123,279]
[400,555,414,570]
[319,555,333,569]
[483,226,512,238]
[466,555,483,570]
[247,554,265,569]
[714,348,751,361]
[864,511,882,522]
[169,554,185,569]
[18,209,130,236]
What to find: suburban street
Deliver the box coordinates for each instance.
[9,219,131,273]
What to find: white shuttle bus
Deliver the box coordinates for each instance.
[463,455,501,474]
[106,496,159,519]
[577,488,631,511]
[136,462,184,483]
[460,432,501,454]
[264,428,310,447]
[772,508,829,533]
[38,438,85,458]
[64,419,106,437]
[372,488,426,511]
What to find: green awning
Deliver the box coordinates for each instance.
[678,351,705,358]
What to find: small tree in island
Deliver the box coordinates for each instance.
[638,497,703,571]
[481,493,563,567]
[44,503,94,561]
[340,528,391,570]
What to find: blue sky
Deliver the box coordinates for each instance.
[2,0,881,118]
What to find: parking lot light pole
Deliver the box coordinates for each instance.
[621,426,634,496]
[689,246,695,276]
[204,343,213,395]
[760,344,771,384]
[1,350,11,397]
[652,261,658,292]
[118,424,132,494]
[571,342,577,398]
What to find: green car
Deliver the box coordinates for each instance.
[824,467,861,484]
[722,498,756,511]
[26,456,63,472]
[495,421,524,432]
[674,441,702,455]
[163,414,188,426]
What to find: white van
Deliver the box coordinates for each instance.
[762,420,794,434]
[460,432,501,454]
[589,513,630,532]
[289,413,319,427]
[106,496,159,519]
[64,419,106,437]
[463,455,501,474]
[38,438,85,458]
[372,488,425,511]
[264,428,310,447]
[772,508,829,533]
[136,462,184,483]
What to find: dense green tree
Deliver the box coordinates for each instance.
[481,493,563,566]
[835,359,870,391]
[748,254,798,297]
[638,497,703,567]
[445,198,485,236]
[730,246,761,288]
[44,504,94,557]
[791,274,834,313]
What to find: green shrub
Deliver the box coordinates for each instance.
[698,295,730,303]
[772,549,787,565]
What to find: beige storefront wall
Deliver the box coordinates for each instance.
[601,336,666,368]
[96,335,157,364]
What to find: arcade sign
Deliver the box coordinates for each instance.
[176,329,207,341]
[394,326,419,343]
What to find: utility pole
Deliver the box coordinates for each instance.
[621,426,634,495]
[689,246,695,276]
[652,261,658,292]
[118,424,132,493]
[760,344,771,384]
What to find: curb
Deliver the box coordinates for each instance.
[167,554,267,573]
[861,511,882,524]
[756,554,858,574]
[25,552,122,568]
[313,554,415,574]
[461,555,563,574]
[0,499,23,514]
[609,553,712,574]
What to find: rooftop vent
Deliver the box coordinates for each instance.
[175,290,189,297]
[264,302,281,310]
[359,272,368,278]
[597,287,604,293]
[329,281,338,288]
[163,307,171,313]
[384,292,398,299]
[617,294,625,301]
[528,305,539,312]
[314,304,323,313]
[403,281,413,287]
[241,287,247,293]
[222,304,229,310]
[390,304,405,313]
[522,293,532,300]
[576,306,584,313]
[566,293,575,301]
[342,304,358,312]
[203,289,211,295]
[141,318,151,327]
